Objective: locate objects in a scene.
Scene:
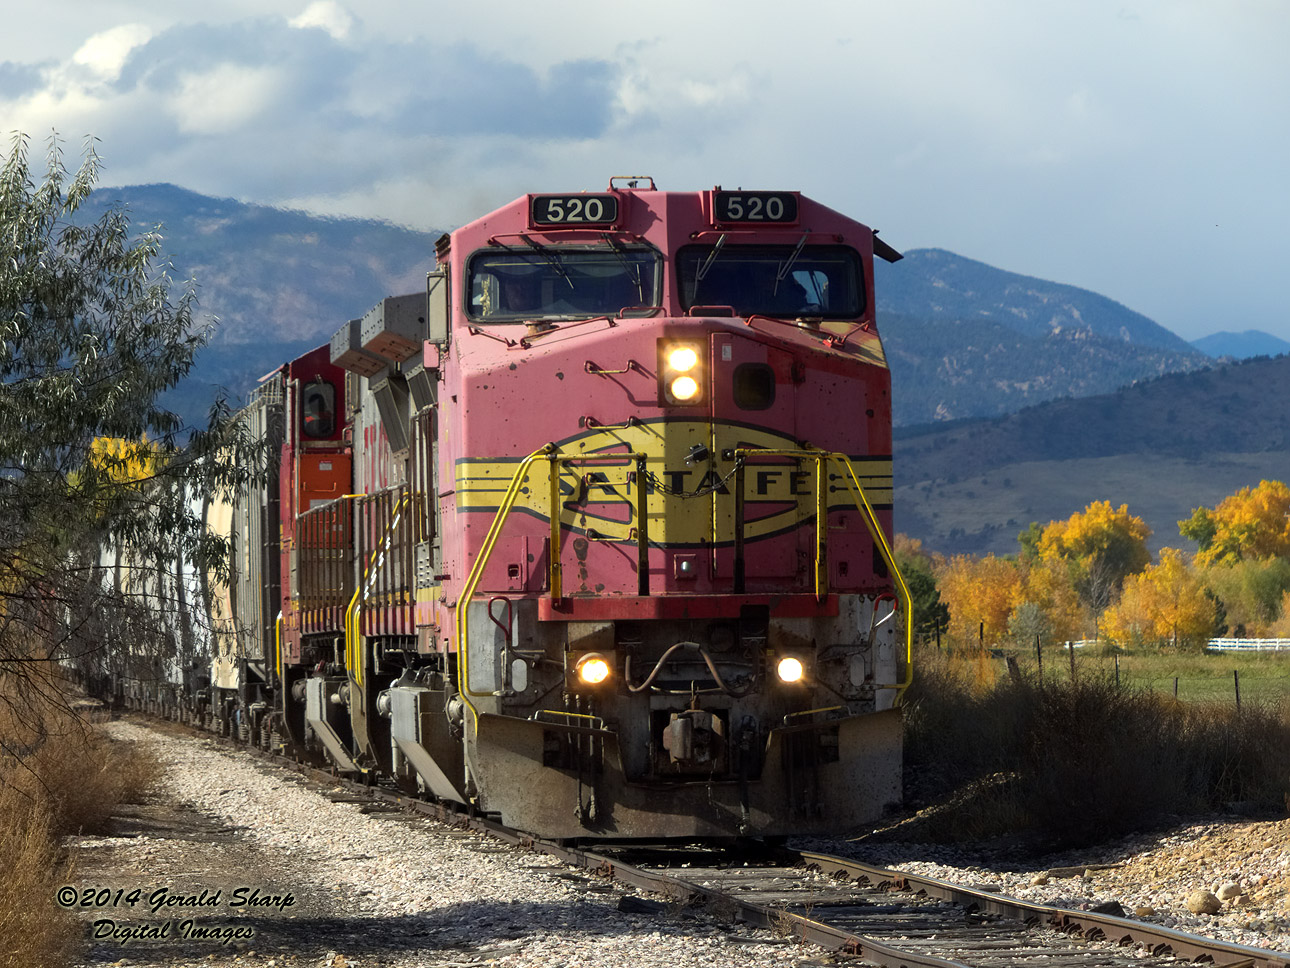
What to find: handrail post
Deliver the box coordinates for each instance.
[814,455,828,602]
[549,455,563,600]
[635,454,649,596]
[733,460,746,594]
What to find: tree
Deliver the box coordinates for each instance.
[1180,480,1290,566]
[1016,556,1085,644]
[1198,557,1290,637]
[893,534,949,639]
[934,553,1022,648]
[1037,501,1151,615]
[0,133,256,743]
[1102,548,1216,651]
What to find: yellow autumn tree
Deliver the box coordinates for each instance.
[934,554,1023,648]
[86,435,160,485]
[1179,480,1290,566]
[1103,548,1216,650]
[1038,501,1152,614]
[1268,591,1290,638]
[1015,556,1085,644]
[1197,557,1290,637]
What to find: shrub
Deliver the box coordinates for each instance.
[901,644,1290,847]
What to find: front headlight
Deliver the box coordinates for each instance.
[575,653,611,686]
[776,656,805,684]
[659,339,705,406]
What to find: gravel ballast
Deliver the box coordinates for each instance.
[70,721,1290,966]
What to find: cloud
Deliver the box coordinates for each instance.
[0,61,47,99]
[72,24,153,82]
[168,64,286,135]
[289,1,355,40]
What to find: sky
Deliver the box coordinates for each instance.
[3,0,1287,343]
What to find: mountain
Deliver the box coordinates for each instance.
[78,184,443,421]
[874,249,1196,351]
[894,355,1290,555]
[80,186,1212,431]
[874,250,1211,425]
[881,313,1206,425]
[1190,330,1290,360]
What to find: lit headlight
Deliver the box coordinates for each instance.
[576,653,611,686]
[670,375,700,401]
[659,339,705,406]
[668,345,699,372]
[776,656,805,684]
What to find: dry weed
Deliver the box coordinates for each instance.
[0,788,76,968]
[0,678,163,966]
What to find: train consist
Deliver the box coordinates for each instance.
[121,180,912,840]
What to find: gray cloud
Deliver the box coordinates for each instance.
[0,61,49,99]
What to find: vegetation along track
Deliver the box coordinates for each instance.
[131,712,1290,968]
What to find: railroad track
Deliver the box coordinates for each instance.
[135,713,1290,968]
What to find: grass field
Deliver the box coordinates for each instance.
[925,643,1290,707]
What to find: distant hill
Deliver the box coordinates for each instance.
[80,184,444,425]
[880,313,1206,425]
[1190,329,1290,359]
[874,249,1196,351]
[894,355,1290,555]
[874,250,1211,424]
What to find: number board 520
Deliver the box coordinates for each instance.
[713,191,799,224]
[530,194,619,226]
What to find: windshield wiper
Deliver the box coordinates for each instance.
[695,233,727,283]
[522,235,574,289]
[773,233,809,297]
[601,233,647,302]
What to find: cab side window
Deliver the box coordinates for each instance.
[301,381,336,439]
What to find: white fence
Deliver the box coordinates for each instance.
[1061,639,1290,652]
[1206,638,1290,652]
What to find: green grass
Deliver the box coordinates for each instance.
[990,644,1290,707]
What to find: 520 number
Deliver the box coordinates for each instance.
[531,194,619,225]
[714,191,798,223]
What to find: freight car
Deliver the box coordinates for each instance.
[160,180,911,840]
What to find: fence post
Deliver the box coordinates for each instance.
[1234,669,1241,710]
[1173,676,1178,699]
[1068,639,1076,682]
[1114,653,1120,689]
[1035,634,1042,680]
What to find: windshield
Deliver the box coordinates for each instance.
[468,245,660,322]
[677,244,865,318]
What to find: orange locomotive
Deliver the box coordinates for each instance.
[214,179,911,840]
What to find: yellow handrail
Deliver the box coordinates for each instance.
[274,612,285,690]
[452,443,913,729]
[826,452,914,703]
[344,490,409,689]
[454,445,553,731]
[734,448,913,703]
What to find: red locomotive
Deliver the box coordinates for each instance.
[206,179,910,839]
